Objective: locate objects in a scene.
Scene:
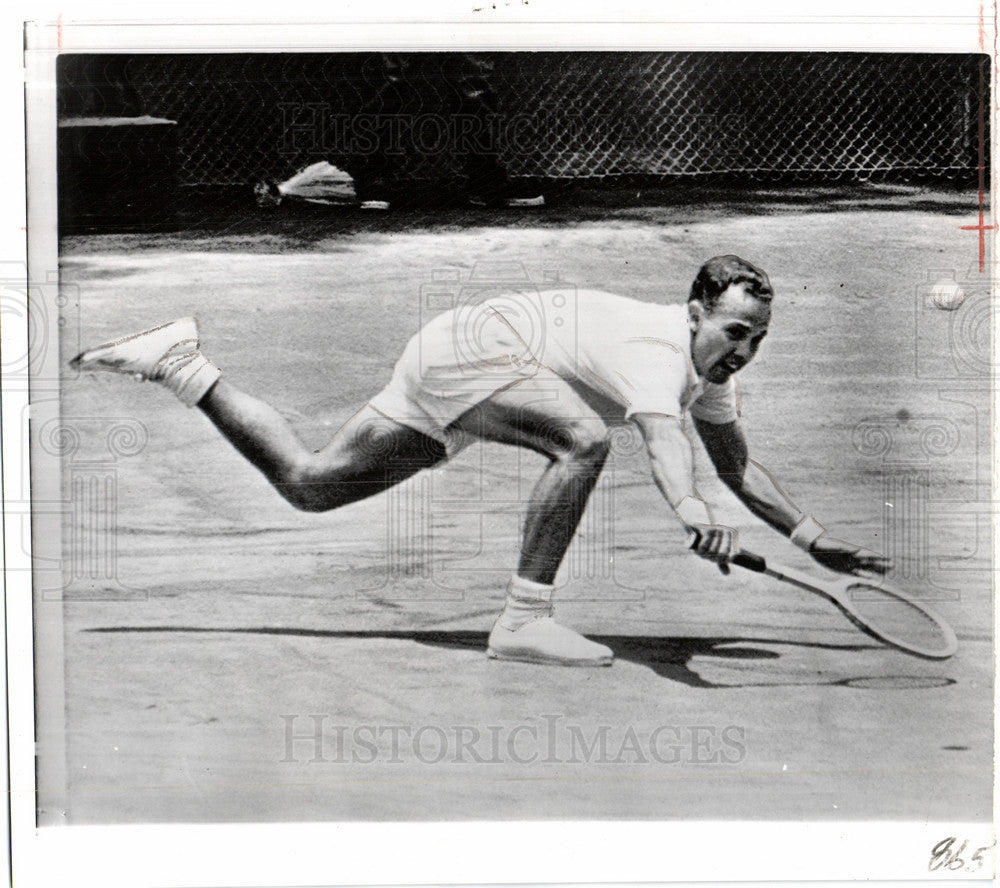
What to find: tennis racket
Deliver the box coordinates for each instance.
[689,534,958,659]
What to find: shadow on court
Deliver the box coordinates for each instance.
[83,626,954,690]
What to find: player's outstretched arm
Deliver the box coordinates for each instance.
[693,417,892,576]
[631,412,737,574]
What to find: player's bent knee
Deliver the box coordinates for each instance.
[275,461,351,512]
[275,481,335,513]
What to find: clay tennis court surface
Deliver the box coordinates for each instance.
[50,185,992,823]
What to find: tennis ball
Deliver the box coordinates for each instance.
[930,281,966,311]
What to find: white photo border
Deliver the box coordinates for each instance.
[8,3,997,887]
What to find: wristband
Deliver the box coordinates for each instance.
[790,515,826,551]
[674,495,712,527]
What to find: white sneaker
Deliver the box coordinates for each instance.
[71,317,220,407]
[71,317,200,378]
[487,617,613,667]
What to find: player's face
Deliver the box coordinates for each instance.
[689,284,771,384]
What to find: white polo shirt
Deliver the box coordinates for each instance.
[371,288,739,448]
[489,288,739,425]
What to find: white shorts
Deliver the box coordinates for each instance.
[368,304,541,453]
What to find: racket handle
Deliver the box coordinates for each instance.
[732,549,767,573]
[686,529,767,573]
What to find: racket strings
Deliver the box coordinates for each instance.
[844,582,953,656]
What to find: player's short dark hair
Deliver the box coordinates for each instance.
[689,255,774,312]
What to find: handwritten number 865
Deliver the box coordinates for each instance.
[929,837,994,872]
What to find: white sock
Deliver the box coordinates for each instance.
[156,351,222,407]
[496,575,554,630]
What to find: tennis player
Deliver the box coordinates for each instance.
[71,255,890,666]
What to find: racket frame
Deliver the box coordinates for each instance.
[729,548,958,660]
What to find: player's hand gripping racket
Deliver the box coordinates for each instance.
[688,532,958,659]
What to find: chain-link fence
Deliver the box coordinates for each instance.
[57,52,988,189]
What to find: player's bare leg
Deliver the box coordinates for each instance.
[71,317,446,511]
[450,393,607,586]
[198,382,445,510]
[448,371,614,666]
